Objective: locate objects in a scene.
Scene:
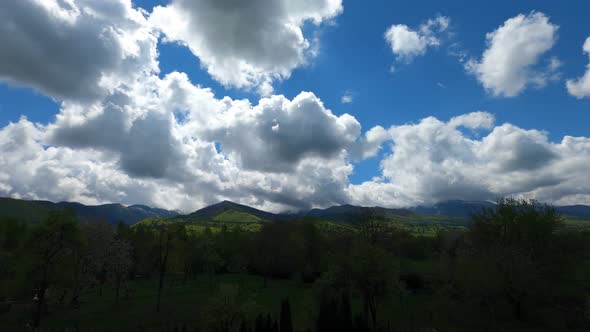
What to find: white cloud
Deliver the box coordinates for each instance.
[0,70,385,212]
[0,0,390,213]
[341,94,353,104]
[349,112,590,208]
[0,0,158,102]
[1,1,590,214]
[348,126,390,161]
[466,12,559,97]
[150,0,342,95]
[448,111,495,129]
[566,36,590,98]
[385,15,450,63]
[202,91,363,172]
[3,84,590,211]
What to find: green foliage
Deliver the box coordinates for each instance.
[2,198,590,331]
[0,198,53,224]
[456,198,581,323]
[213,210,262,223]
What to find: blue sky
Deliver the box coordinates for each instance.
[0,0,589,211]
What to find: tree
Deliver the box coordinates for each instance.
[239,319,250,332]
[300,219,322,283]
[255,313,265,332]
[23,210,84,327]
[155,221,174,312]
[200,227,223,286]
[316,296,338,332]
[337,292,353,332]
[350,242,399,329]
[279,298,293,332]
[105,239,132,305]
[80,222,114,298]
[358,208,387,246]
[0,218,27,298]
[462,198,565,321]
[254,221,304,285]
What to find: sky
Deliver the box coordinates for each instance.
[0,0,589,213]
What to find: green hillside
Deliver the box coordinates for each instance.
[0,197,178,225]
[212,210,262,223]
[0,197,54,223]
[132,205,466,237]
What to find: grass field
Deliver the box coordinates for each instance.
[134,212,468,238]
[564,218,590,231]
[3,272,585,332]
[3,274,316,332]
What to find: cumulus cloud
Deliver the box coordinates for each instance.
[348,126,390,161]
[1,1,590,213]
[466,12,559,97]
[3,83,590,211]
[349,112,590,208]
[448,111,495,129]
[385,15,450,63]
[0,0,158,102]
[566,36,590,98]
[203,92,362,172]
[0,69,385,212]
[150,0,342,95]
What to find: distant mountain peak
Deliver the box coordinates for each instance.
[189,200,277,221]
[0,197,179,225]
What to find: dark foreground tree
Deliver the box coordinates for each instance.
[105,239,132,305]
[155,221,176,312]
[350,242,399,328]
[279,298,293,332]
[461,198,567,321]
[23,210,84,327]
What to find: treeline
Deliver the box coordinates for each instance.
[1,198,590,331]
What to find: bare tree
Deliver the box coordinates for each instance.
[358,208,386,245]
[105,239,132,305]
[154,221,182,312]
[78,222,114,301]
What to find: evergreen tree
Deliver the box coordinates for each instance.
[279,298,293,332]
[265,313,273,332]
[338,292,353,332]
[353,314,369,332]
[239,319,249,332]
[255,313,265,332]
[316,297,338,332]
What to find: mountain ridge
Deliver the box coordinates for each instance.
[0,197,178,225]
[2,196,590,226]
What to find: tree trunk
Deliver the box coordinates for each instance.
[183,266,188,284]
[33,285,46,327]
[363,294,369,325]
[156,231,170,313]
[369,297,377,328]
[156,266,165,312]
[514,298,524,321]
[115,277,121,306]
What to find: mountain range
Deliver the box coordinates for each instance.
[1,196,590,225]
[0,197,179,225]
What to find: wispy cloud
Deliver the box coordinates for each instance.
[341,90,355,104]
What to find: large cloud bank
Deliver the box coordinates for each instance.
[1,1,589,212]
